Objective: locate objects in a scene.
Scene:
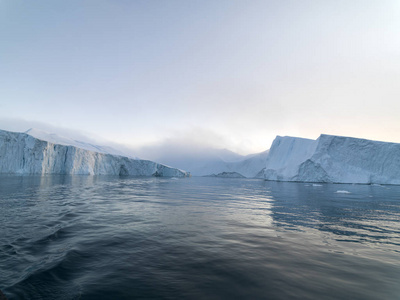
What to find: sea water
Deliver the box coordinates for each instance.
[0,175,399,299]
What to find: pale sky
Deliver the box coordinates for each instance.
[1,0,400,154]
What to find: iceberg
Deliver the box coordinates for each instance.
[264,134,400,184]
[24,128,132,157]
[0,129,188,177]
[162,149,269,178]
[204,172,246,178]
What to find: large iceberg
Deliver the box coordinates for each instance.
[264,134,400,184]
[0,129,188,177]
[24,128,131,157]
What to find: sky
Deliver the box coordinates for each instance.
[1,0,400,155]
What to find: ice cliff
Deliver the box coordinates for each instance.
[264,134,400,184]
[0,129,188,177]
[24,128,130,157]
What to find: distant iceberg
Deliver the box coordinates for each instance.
[264,134,400,185]
[152,148,269,178]
[204,171,246,178]
[0,129,188,177]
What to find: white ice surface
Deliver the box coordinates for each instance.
[25,128,132,157]
[0,129,188,177]
[264,134,400,184]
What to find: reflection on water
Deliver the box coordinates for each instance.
[0,176,400,299]
[269,182,400,251]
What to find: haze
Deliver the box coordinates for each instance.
[1,0,399,155]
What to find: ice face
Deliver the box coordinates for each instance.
[0,130,188,177]
[264,134,400,185]
[24,128,131,157]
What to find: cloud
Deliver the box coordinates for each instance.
[0,117,107,144]
[133,128,232,158]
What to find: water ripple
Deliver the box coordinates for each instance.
[1,176,400,299]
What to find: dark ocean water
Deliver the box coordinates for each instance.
[0,175,399,300]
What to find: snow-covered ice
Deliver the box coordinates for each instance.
[25,128,132,157]
[264,134,400,185]
[0,129,188,177]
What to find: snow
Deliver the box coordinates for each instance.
[264,134,400,185]
[25,128,132,157]
[0,129,188,177]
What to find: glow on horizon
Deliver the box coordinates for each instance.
[1,1,400,155]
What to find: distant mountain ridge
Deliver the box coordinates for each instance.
[204,172,246,178]
[149,149,269,178]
